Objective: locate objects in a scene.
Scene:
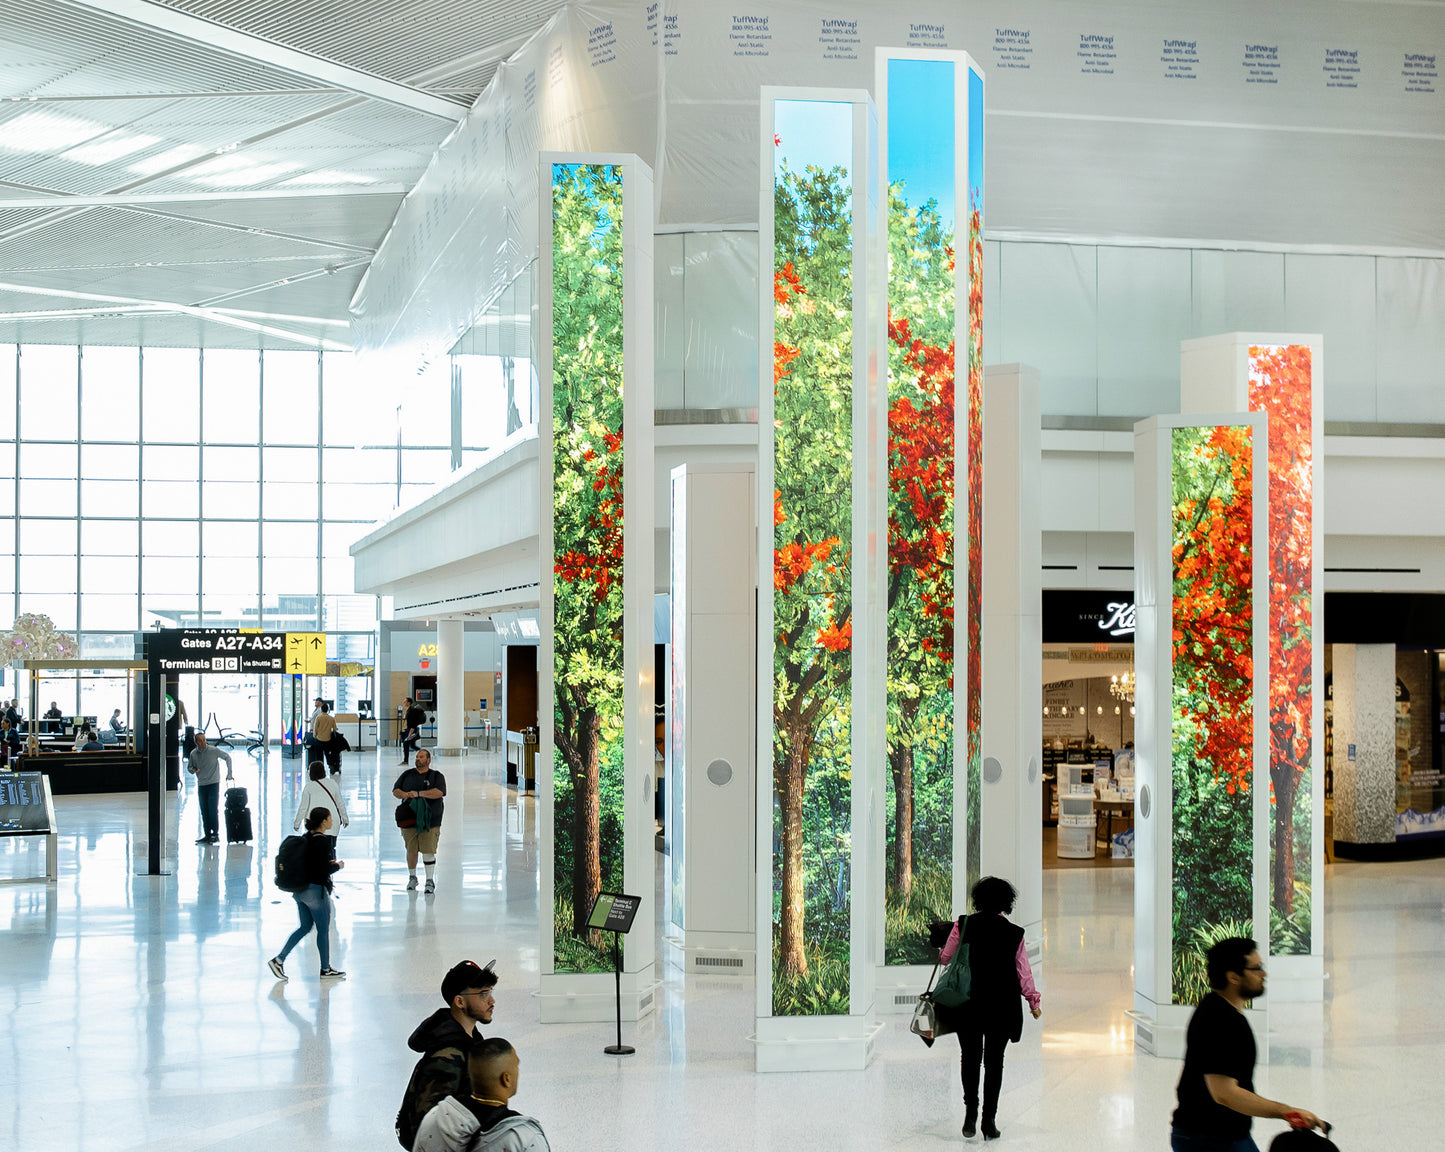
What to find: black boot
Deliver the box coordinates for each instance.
[981,1119,1001,1141]
[962,1104,978,1139]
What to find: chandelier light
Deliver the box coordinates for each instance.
[0,613,79,663]
[1109,670,1135,704]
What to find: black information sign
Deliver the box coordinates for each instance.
[587,891,641,933]
[1042,590,1135,643]
[0,772,50,834]
[144,629,287,674]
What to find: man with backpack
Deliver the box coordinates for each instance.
[413,1037,551,1152]
[396,960,498,1151]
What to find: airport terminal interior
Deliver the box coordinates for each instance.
[3,1,1445,1149]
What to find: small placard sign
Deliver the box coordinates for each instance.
[586,891,641,934]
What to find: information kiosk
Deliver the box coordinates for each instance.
[0,771,59,881]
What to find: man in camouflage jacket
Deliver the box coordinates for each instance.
[397,960,498,1150]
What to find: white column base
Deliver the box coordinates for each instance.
[1133,996,1268,1060]
[538,967,660,1024]
[664,930,755,976]
[1265,954,1324,1003]
[753,1014,883,1072]
[873,963,937,1015]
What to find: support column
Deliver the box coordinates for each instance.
[872,45,987,1016]
[1330,644,1397,849]
[981,363,1043,954]
[1181,333,1324,1001]
[1132,412,1270,1058]
[758,87,883,1071]
[436,618,465,755]
[666,463,756,975]
[538,152,655,1024]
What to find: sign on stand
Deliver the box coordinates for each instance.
[587,891,642,1056]
[0,771,59,880]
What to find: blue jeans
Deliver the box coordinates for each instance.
[278,884,331,969]
[1171,1128,1259,1152]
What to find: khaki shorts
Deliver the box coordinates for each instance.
[401,825,441,854]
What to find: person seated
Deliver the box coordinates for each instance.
[43,702,63,735]
[109,709,126,734]
[80,727,105,752]
[0,718,21,764]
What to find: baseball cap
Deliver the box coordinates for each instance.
[441,959,498,1002]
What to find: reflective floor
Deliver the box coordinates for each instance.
[1,749,1439,1150]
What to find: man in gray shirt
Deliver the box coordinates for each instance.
[187,730,234,845]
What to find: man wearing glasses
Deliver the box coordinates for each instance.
[396,960,499,1151]
[1171,938,1325,1152]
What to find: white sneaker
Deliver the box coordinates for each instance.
[406,875,418,890]
[268,957,286,981]
[424,879,435,895]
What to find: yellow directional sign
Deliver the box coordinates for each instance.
[285,632,326,675]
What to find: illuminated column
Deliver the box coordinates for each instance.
[1133,412,1269,1058]
[537,152,655,1024]
[871,46,986,1015]
[436,618,464,754]
[981,364,1042,954]
[1181,333,1324,1002]
[757,87,883,1072]
[666,463,756,974]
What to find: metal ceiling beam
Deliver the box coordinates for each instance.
[0,278,352,350]
[0,185,405,209]
[54,0,467,122]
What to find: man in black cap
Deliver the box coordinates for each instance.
[396,960,499,1151]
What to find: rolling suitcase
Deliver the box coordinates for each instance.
[225,785,247,810]
[225,803,253,843]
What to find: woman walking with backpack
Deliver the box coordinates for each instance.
[935,876,1041,1141]
[268,808,346,982]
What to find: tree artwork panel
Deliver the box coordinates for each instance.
[1247,344,1313,958]
[771,100,854,1015]
[1170,424,1255,1005]
[964,66,984,896]
[881,57,957,964]
[551,163,626,973]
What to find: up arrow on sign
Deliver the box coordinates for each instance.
[285,632,326,675]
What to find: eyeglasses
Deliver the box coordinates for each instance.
[1242,965,1266,973]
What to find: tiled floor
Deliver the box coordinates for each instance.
[0,748,1438,1150]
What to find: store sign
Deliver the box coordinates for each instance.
[1042,590,1136,642]
[145,629,287,674]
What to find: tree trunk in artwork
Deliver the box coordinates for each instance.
[889,739,914,902]
[563,701,603,940]
[1271,752,1298,916]
[776,727,810,979]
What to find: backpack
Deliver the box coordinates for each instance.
[931,914,973,1007]
[273,835,310,892]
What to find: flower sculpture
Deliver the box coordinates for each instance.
[0,613,80,664]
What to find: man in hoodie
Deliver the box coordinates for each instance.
[397,960,498,1151]
[413,1037,551,1152]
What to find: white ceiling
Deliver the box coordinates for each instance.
[0,0,570,349]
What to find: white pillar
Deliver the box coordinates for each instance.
[537,152,655,1024]
[666,463,756,974]
[435,618,465,754]
[981,364,1043,954]
[1330,643,1397,847]
[757,87,883,1072]
[1132,412,1270,1059]
[1181,332,1324,1001]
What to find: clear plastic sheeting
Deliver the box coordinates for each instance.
[350,2,657,366]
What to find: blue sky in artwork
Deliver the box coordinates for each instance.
[887,58,955,229]
[773,100,853,180]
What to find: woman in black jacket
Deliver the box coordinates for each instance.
[937,876,1042,1140]
[268,808,345,982]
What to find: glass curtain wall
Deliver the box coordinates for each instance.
[2,341,500,726]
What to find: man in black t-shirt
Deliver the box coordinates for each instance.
[399,696,427,766]
[1171,937,1324,1152]
[393,748,446,894]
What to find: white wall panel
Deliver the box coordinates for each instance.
[999,243,1097,416]
[1192,250,1285,337]
[655,232,687,409]
[1376,258,1445,424]
[1285,255,1377,423]
[681,232,758,409]
[1096,246,1190,418]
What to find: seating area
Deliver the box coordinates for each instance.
[17,751,146,795]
